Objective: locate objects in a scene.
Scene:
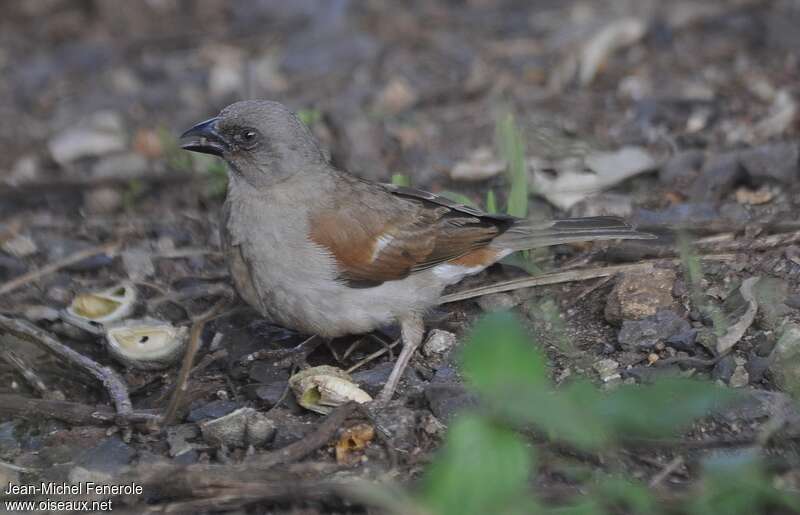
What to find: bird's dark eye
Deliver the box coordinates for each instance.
[234,128,259,149]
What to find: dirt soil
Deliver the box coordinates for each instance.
[2,0,800,513]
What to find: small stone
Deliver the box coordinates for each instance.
[187,400,241,423]
[450,147,506,181]
[1,234,38,258]
[70,436,135,482]
[422,329,457,357]
[659,149,704,186]
[166,424,201,458]
[593,358,621,382]
[91,153,148,179]
[200,407,276,448]
[122,248,155,281]
[22,305,60,322]
[712,354,736,383]
[9,155,40,184]
[425,383,478,422]
[351,362,422,397]
[738,142,799,184]
[647,353,659,365]
[729,360,750,388]
[48,111,126,165]
[617,310,691,350]
[83,187,122,214]
[769,322,800,391]
[605,269,677,324]
[255,382,287,407]
[375,77,418,115]
[477,293,518,312]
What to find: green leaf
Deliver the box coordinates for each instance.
[461,312,547,394]
[391,173,411,187]
[495,113,528,218]
[592,379,738,440]
[421,415,537,515]
[297,108,322,126]
[438,190,478,208]
[690,450,800,515]
[486,189,498,213]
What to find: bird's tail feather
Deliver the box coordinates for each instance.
[494,216,654,251]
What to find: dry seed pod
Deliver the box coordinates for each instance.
[289,365,372,414]
[106,318,187,370]
[65,283,137,332]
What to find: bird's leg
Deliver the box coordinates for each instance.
[376,314,425,405]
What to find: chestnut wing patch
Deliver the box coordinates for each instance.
[308,193,509,286]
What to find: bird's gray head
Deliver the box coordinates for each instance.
[180,100,326,187]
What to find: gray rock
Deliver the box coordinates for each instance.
[738,142,799,183]
[0,421,21,457]
[372,405,419,452]
[91,153,147,179]
[689,153,743,203]
[166,424,201,458]
[352,361,422,397]
[659,149,705,186]
[425,383,478,422]
[422,329,457,356]
[254,382,287,407]
[715,389,800,425]
[200,407,276,448]
[48,111,126,165]
[73,436,135,477]
[37,236,114,272]
[713,354,736,384]
[593,358,621,383]
[187,400,241,423]
[618,310,692,350]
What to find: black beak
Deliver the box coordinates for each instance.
[180,117,229,157]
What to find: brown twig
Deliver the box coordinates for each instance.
[0,394,158,425]
[248,402,357,469]
[346,339,401,374]
[649,455,685,488]
[162,292,233,426]
[0,349,64,400]
[0,241,120,296]
[439,255,737,304]
[0,314,133,425]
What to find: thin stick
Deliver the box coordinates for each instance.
[0,349,64,400]
[649,455,684,488]
[0,314,133,424]
[0,241,120,296]
[0,394,159,425]
[439,255,737,304]
[163,294,232,426]
[248,402,356,469]
[346,339,401,374]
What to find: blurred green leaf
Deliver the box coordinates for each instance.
[421,415,538,515]
[391,173,411,187]
[495,113,528,218]
[486,189,498,213]
[461,312,547,394]
[689,451,800,515]
[297,108,322,126]
[592,379,738,441]
[439,190,478,208]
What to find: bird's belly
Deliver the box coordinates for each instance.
[232,240,444,337]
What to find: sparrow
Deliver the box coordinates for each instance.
[181,100,652,403]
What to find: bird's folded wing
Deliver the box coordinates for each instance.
[308,185,513,286]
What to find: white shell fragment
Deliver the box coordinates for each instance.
[105,318,187,370]
[200,407,276,448]
[289,365,372,414]
[65,283,137,327]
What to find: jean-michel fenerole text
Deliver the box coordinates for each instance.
[4,481,143,496]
